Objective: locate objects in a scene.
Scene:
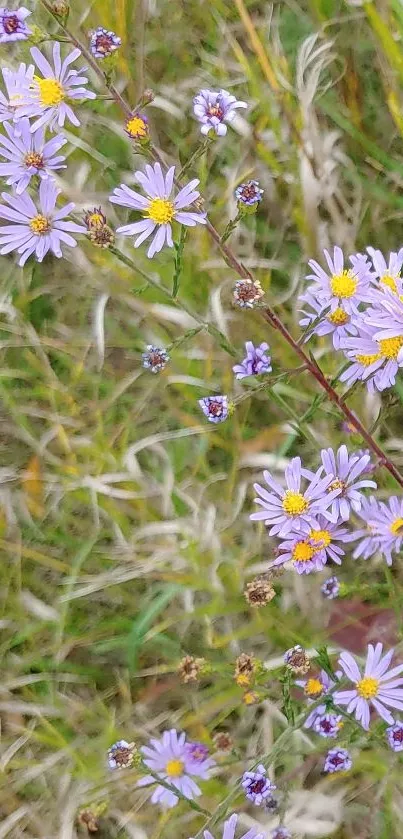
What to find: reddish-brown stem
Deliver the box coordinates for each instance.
[40,2,403,489]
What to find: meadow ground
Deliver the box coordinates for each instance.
[2,0,403,836]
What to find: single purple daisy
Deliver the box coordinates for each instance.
[316,445,377,522]
[296,670,336,729]
[323,748,352,773]
[334,643,403,729]
[271,828,291,839]
[235,180,263,207]
[0,118,67,194]
[199,395,229,424]
[340,318,403,393]
[233,278,264,308]
[313,712,342,738]
[110,162,206,258]
[241,764,276,806]
[351,497,382,561]
[0,63,34,127]
[304,247,373,315]
[90,27,122,59]
[299,292,357,350]
[201,813,266,839]
[138,729,215,809]
[386,721,403,752]
[367,247,403,296]
[16,43,96,132]
[366,496,403,565]
[0,178,85,266]
[233,341,272,379]
[321,576,340,599]
[272,516,350,575]
[142,345,170,373]
[193,89,247,136]
[250,457,341,538]
[0,6,31,41]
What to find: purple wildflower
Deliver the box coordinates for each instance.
[138,729,215,809]
[142,345,170,373]
[323,748,352,773]
[199,395,229,424]
[110,162,206,258]
[313,712,342,738]
[297,670,336,729]
[304,247,373,316]
[0,6,31,41]
[0,179,85,265]
[0,63,34,127]
[272,516,350,575]
[201,813,266,839]
[334,643,403,729]
[366,496,403,565]
[386,721,403,752]
[367,247,403,296]
[271,828,291,839]
[193,89,247,136]
[250,457,341,538]
[0,118,67,194]
[299,292,357,350]
[321,576,340,599]
[241,764,276,806]
[185,743,210,765]
[317,445,377,522]
[351,497,382,561]
[233,341,271,379]
[17,43,96,132]
[235,180,263,207]
[90,27,122,59]
[340,315,403,393]
[233,278,264,308]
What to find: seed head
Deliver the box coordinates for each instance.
[107,740,137,770]
[212,731,233,752]
[244,575,275,607]
[178,655,205,683]
[284,645,310,674]
[88,225,115,249]
[51,0,69,16]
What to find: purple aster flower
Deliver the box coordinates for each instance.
[367,247,403,296]
[185,743,210,765]
[366,496,403,565]
[304,247,373,316]
[323,748,352,773]
[233,278,264,308]
[299,291,357,350]
[233,341,271,379]
[365,288,403,360]
[90,27,122,59]
[386,721,403,752]
[272,516,350,575]
[110,162,206,259]
[271,828,291,839]
[321,576,340,599]
[107,739,136,769]
[351,497,382,561]
[200,813,266,839]
[0,6,31,41]
[0,118,67,194]
[0,179,85,266]
[235,180,263,207]
[250,456,341,538]
[16,43,96,132]
[296,669,336,729]
[199,395,229,424]
[241,764,276,806]
[340,317,403,393]
[142,345,170,373]
[313,712,342,738]
[317,445,377,522]
[334,643,403,729]
[138,729,215,809]
[0,63,34,127]
[193,88,247,136]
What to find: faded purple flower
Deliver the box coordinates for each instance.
[233,341,271,379]
[321,576,340,599]
[0,118,67,193]
[313,712,342,738]
[0,63,34,126]
[0,178,85,265]
[284,645,310,674]
[235,180,263,206]
[138,729,215,809]
[323,748,352,773]
[233,278,264,308]
[386,721,403,752]
[0,6,31,41]
[199,395,229,424]
[193,88,247,136]
[241,764,276,806]
[317,445,377,522]
[201,813,266,839]
[110,162,206,258]
[334,643,403,729]
[90,27,122,59]
[142,345,170,373]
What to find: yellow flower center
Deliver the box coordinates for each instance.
[24,151,44,169]
[309,528,331,548]
[330,270,357,298]
[29,214,50,235]
[87,212,104,228]
[390,517,403,536]
[126,115,148,138]
[146,198,175,225]
[356,676,379,699]
[292,540,314,562]
[380,274,399,293]
[236,673,251,687]
[356,353,381,367]
[378,335,403,360]
[165,759,184,778]
[304,678,324,698]
[327,307,350,326]
[328,479,345,493]
[35,77,65,107]
[282,491,309,516]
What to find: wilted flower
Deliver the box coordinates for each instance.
[244,575,275,607]
[243,690,259,705]
[321,576,340,599]
[313,712,342,738]
[235,653,255,687]
[316,445,377,522]
[84,207,107,230]
[386,721,403,752]
[0,117,67,193]
[233,278,264,308]
[110,162,206,258]
[284,645,310,674]
[88,224,115,248]
[90,27,121,59]
[334,643,403,729]
[138,728,215,808]
[0,179,85,265]
[202,813,266,839]
[241,764,276,806]
[193,88,247,136]
[233,341,272,379]
[125,112,149,141]
[199,395,229,424]
[108,739,136,770]
[142,345,170,373]
[323,748,352,773]
[213,731,233,752]
[178,655,205,683]
[235,180,263,207]
[0,6,31,42]
[77,808,99,833]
